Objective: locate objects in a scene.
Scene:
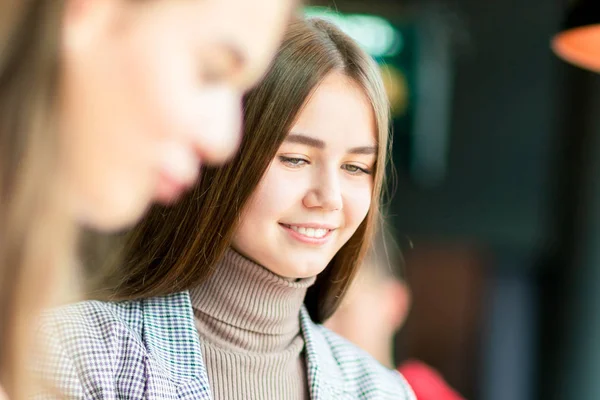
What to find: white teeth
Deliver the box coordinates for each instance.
[288,225,329,238]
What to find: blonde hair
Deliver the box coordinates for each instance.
[0,2,77,398]
[362,223,405,283]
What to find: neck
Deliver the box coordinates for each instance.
[369,339,395,369]
[189,248,316,352]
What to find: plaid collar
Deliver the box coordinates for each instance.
[139,291,341,400]
[300,306,345,399]
[140,292,211,390]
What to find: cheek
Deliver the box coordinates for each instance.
[253,166,307,217]
[130,42,190,137]
[118,13,201,136]
[136,42,242,160]
[236,175,282,229]
[235,168,309,247]
[344,184,372,229]
[232,176,284,259]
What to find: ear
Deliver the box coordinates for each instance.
[382,280,412,331]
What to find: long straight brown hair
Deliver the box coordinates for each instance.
[107,17,391,323]
[0,1,77,398]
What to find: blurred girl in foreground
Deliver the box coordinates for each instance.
[0,0,294,397]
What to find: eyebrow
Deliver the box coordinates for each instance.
[285,133,377,155]
[348,146,377,155]
[285,134,325,149]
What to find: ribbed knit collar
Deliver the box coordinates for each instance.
[189,248,316,352]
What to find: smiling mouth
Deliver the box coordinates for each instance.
[279,224,334,239]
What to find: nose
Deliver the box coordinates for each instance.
[303,167,343,211]
[192,86,243,165]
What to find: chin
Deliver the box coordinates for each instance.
[82,194,150,232]
[278,258,328,279]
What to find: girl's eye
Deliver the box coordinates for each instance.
[279,156,309,168]
[342,164,372,176]
[201,59,232,84]
[200,51,239,85]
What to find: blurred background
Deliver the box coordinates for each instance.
[306,0,600,399]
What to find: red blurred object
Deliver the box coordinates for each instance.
[399,360,464,400]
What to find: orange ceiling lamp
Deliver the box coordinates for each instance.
[552,0,600,72]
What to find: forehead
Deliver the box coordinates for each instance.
[186,0,295,86]
[290,72,377,149]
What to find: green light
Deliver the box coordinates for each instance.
[304,7,403,58]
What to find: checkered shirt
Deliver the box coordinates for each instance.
[34,292,415,399]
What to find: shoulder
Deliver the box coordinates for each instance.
[317,325,415,399]
[39,296,147,368]
[35,292,205,399]
[300,309,415,399]
[34,298,146,398]
[40,296,145,343]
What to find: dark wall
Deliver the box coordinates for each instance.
[311,1,600,399]
[388,0,564,251]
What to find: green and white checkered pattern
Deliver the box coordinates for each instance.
[35,292,415,399]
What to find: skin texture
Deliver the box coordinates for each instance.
[232,72,377,279]
[59,0,294,231]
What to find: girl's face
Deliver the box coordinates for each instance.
[59,0,293,231]
[232,72,377,279]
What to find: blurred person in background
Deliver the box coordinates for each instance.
[0,0,294,398]
[36,18,415,399]
[325,226,464,400]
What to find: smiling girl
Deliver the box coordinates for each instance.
[39,18,415,399]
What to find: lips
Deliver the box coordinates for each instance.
[154,144,201,205]
[154,173,186,204]
[279,223,337,244]
[154,170,197,205]
[284,225,330,239]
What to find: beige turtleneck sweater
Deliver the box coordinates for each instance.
[189,249,315,400]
